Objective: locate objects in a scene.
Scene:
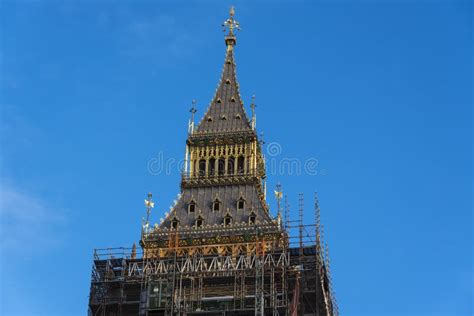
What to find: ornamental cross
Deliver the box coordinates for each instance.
[274,182,283,214]
[250,95,257,113]
[190,100,197,119]
[274,183,283,201]
[189,100,197,116]
[189,100,198,133]
[144,192,155,226]
[250,95,257,130]
[222,6,240,35]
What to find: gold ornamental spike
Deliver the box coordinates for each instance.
[222,6,240,46]
[144,192,155,228]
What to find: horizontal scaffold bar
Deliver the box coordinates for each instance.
[125,252,289,277]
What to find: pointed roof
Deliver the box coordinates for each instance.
[160,184,274,229]
[195,15,252,134]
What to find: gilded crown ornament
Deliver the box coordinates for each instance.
[222,6,240,46]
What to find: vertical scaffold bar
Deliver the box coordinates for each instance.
[255,237,264,316]
[298,193,304,255]
[298,193,304,316]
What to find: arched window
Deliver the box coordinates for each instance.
[198,159,206,177]
[196,216,203,228]
[188,200,196,213]
[213,198,221,212]
[237,156,245,174]
[218,158,225,176]
[227,157,235,175]
[208,158,216,176]
[172,217,180,229]
[237,197,245,211]
[249,212,256,225]
[224,214,232,226]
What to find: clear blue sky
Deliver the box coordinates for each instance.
[0,1,471,315]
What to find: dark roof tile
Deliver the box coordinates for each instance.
[161,184,274,229]
[195,46,252,133]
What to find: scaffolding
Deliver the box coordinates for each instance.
[88,193,337,316]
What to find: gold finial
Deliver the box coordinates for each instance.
[190,99,197,112]
[274,182,283,227]
[274,182,283,210]
[250,95,256,129]
[189,100,198,133]
[222,6,240,46]
[144,192,155,229]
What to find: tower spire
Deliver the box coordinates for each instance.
[195,6,252,134]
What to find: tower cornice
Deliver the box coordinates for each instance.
[187,129,256,146]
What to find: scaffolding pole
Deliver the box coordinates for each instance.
[89,193,338,316]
